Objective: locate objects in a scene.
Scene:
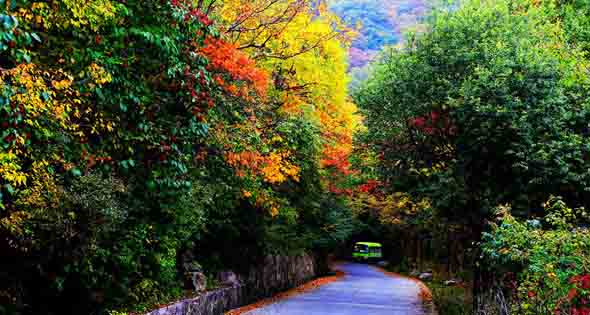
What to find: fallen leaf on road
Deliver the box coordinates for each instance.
[225,270,346,315]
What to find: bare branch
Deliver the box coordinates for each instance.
[216,0,348,61]
[225,0,284,34]
[255,31,341,60]
[206,0,218,14]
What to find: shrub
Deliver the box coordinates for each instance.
[482,202,590,314]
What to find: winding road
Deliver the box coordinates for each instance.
[243,262,434,315]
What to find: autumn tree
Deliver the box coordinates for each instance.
[212,0,352,59]
[355,0,590,225]
[0,0,357,314]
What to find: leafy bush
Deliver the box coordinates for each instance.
[430,282,472,315]
[482,202,590,314]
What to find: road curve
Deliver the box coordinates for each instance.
[243,262,433,315]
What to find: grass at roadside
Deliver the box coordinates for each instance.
[428,281,472,315]
[382,263,473,315]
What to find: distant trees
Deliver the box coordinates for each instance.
[327,0,430,88]
[330,0,399,51]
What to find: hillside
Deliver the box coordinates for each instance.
[328,0,430,76]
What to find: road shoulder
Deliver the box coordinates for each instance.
[225,270,346,315]
[372,266,436,311]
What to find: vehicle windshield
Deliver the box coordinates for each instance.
[354,244,368,252]
[370,247,382,253]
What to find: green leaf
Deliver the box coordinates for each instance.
[95,87,104,100]
[30,32,41,43]
[4,184,14,194]
[2,15,14,30]
[71,168,82,177]
[9,15,17,28]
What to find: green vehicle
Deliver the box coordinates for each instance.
[352,242,383,262]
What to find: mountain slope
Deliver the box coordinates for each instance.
[328,0,431,84]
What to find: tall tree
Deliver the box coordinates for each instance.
[355,0,590,228]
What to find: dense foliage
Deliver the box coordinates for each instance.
[354,0,590,312]
[482,201,590,314]
[357,0,590,220]
[3,0,589,313]
[0,0,359,314]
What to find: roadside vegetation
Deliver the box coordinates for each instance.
[2,0,590,314]
[352,0,590,313]
[0,1,359,314]
[429,282,472,315]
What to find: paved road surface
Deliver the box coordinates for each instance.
[244,262,434,315]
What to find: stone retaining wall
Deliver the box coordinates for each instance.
[146,253,318,315]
